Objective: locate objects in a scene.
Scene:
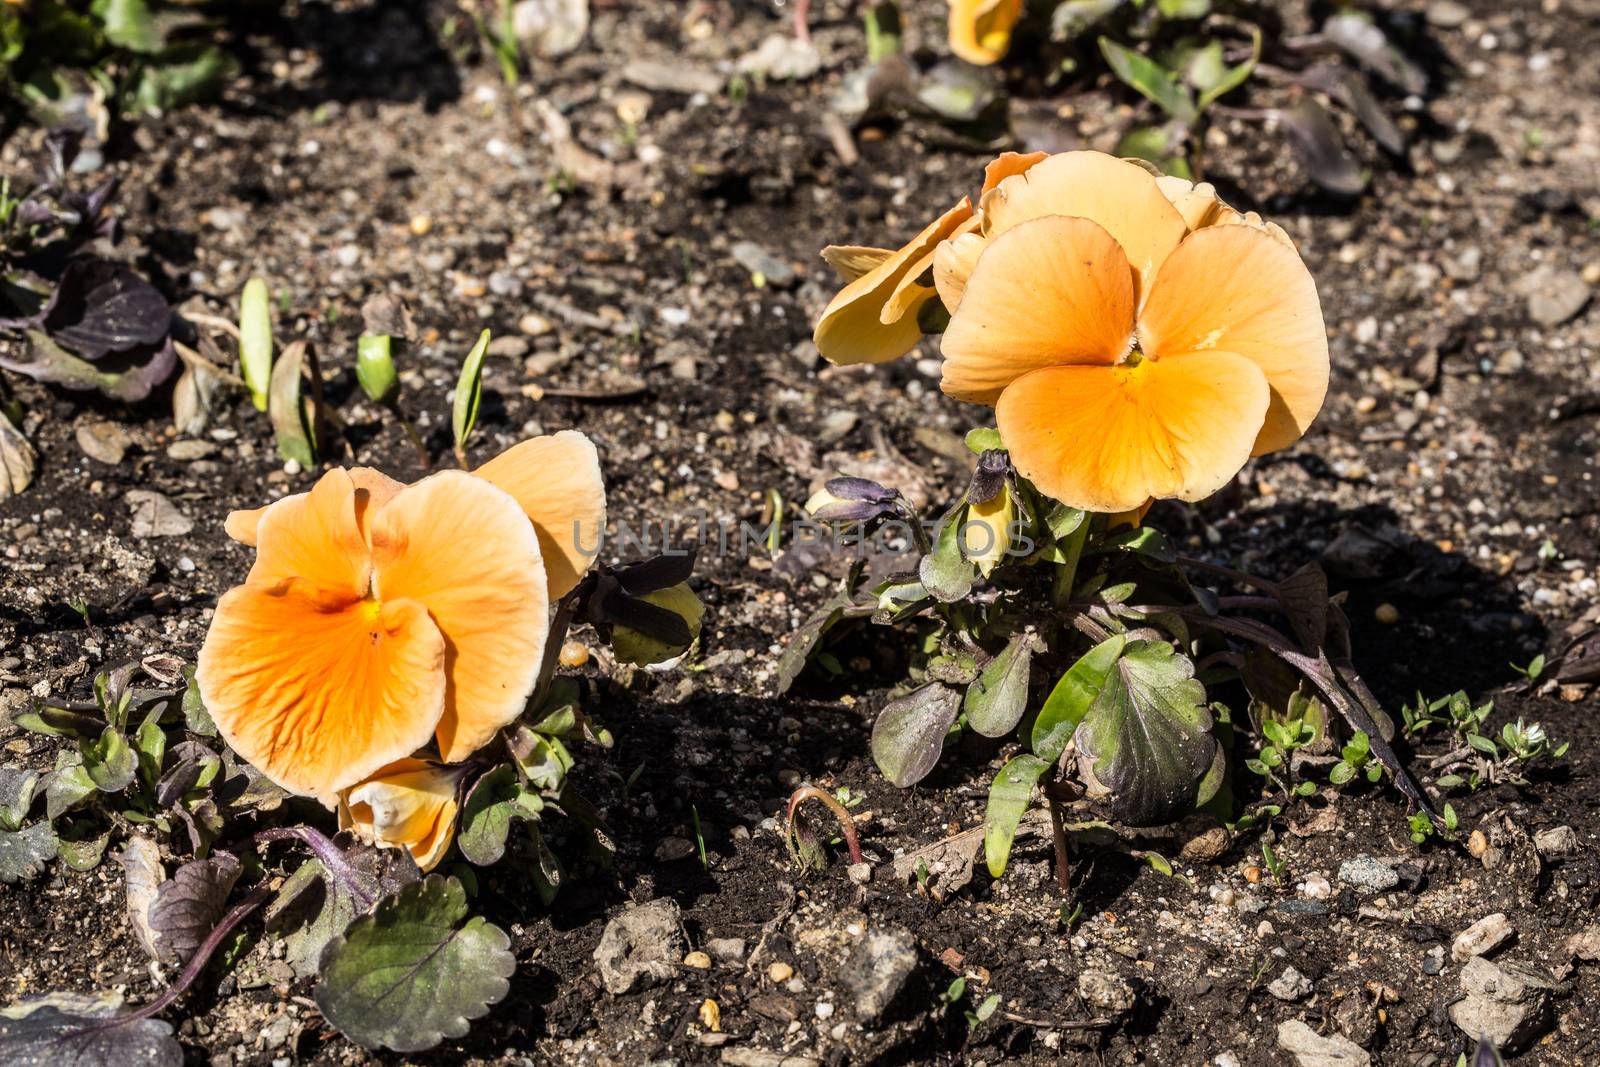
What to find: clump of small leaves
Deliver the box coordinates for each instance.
[0,132,177,403]
[0,0,242,135]
[784,434,1445,894]
[1403,690,1569,792]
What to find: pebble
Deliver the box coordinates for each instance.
[1300,873,1332,900]
[408,213,432,237]
[706,937,747,962]
[335,245,361,268]
[1452,913,1515,963]
[1533,825,1578,857]
[815,411,858,446]
[260,1015,294,1050]
[846,862,872,885]
[593,899,683,995]
[767,961,794,983]
[731,241,797,288]
[622,58,722,96]
[1077,969,1136,1016]
[1449,957,1557,1053]
[76,422,131,465]
[125,490,194,538]
[1426,0,1469,28]
[683,951,712,969]
[558,641,590,668]
[1522,266,1591,327]
[1338,855,1400,891]
[518,312,554,336]
[1277,1018,1371,1067]
[1374,603,1400,625]
[167,439,216,461]
[1422,946,1445,975]
[1267,966,1314,1002]
[837,928,919,1024]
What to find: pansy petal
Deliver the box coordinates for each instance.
[940,215,1137,405]
[1137,225,1328,455]
[932,217,984,314]
[371,471,550,763]
[247,469,373,599]
[813,198,973,365]
[348,467,405,541]
[472,430,608,600]
[224,506,266,546]
[195,580,447,798]
[980,151,1188,302]
[981,150,1048,194]
[821,245,894,283]
[995,351,1270,514]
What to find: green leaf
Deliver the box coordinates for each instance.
[457,765,542,867]
[775,591,854,694]
[1032,635,1125,764]
[134,720,166,786]
[1329,761,1355,786]
[964,427,1003,453]
[315,875,516,1053]
[269,340,317,467]
[523,820,563,906]
[98,0,162,52]
[451,329,491,454]
[1115,124,1190,178]
[265,844,417,981]
[964,635,1033,738]
[82,727,136,793]
[0,821,57,883]
[871,684,963,788]
[1098,37,1196,122]
[611,582,704,667]
[56,822,111,871]
[1195,25,1260,111]
[983,754,1049,877]
[356,334,400,405]
[1072,640,1217,826]
[920,513,975,603]
[181,666,216,737]
[1156,0,1209,17]
[1467,733,1499,757]
[237,277,272,411]
[45,759,97,821]
[130,45,238,113]
[0,767,39,833]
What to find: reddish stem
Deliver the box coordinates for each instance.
[786,784,864,866]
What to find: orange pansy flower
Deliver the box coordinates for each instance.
[196,432,606,798]
[948,0,1025,66]
[816,150,1327,516]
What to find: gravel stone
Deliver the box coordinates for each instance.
[1277,1018,1371,1066]
[125,490,194,538]
[594,899,683,995]
[1452,912,1515,963]
[1268,966,1314,1002]
[1449,957,1557,1053]
[837,927,919,1024]
[1337,855,1400,891]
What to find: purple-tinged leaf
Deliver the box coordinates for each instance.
[0,331,176,402]
[1298,63,1406,155]
[871,684,962,787]
[147,852,242,966]
[1278,100,1367,196]
[43,260,170,360]
[1322,12,1426,95]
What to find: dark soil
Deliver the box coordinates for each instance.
[3,1,1599,1064]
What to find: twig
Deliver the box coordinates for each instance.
[1001,1013,1115,1030]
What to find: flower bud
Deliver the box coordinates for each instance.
[962,479,1016,577]
[338,758,469,872]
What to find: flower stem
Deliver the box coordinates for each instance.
[786,784,864,867]
[1047,795,1071,895]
